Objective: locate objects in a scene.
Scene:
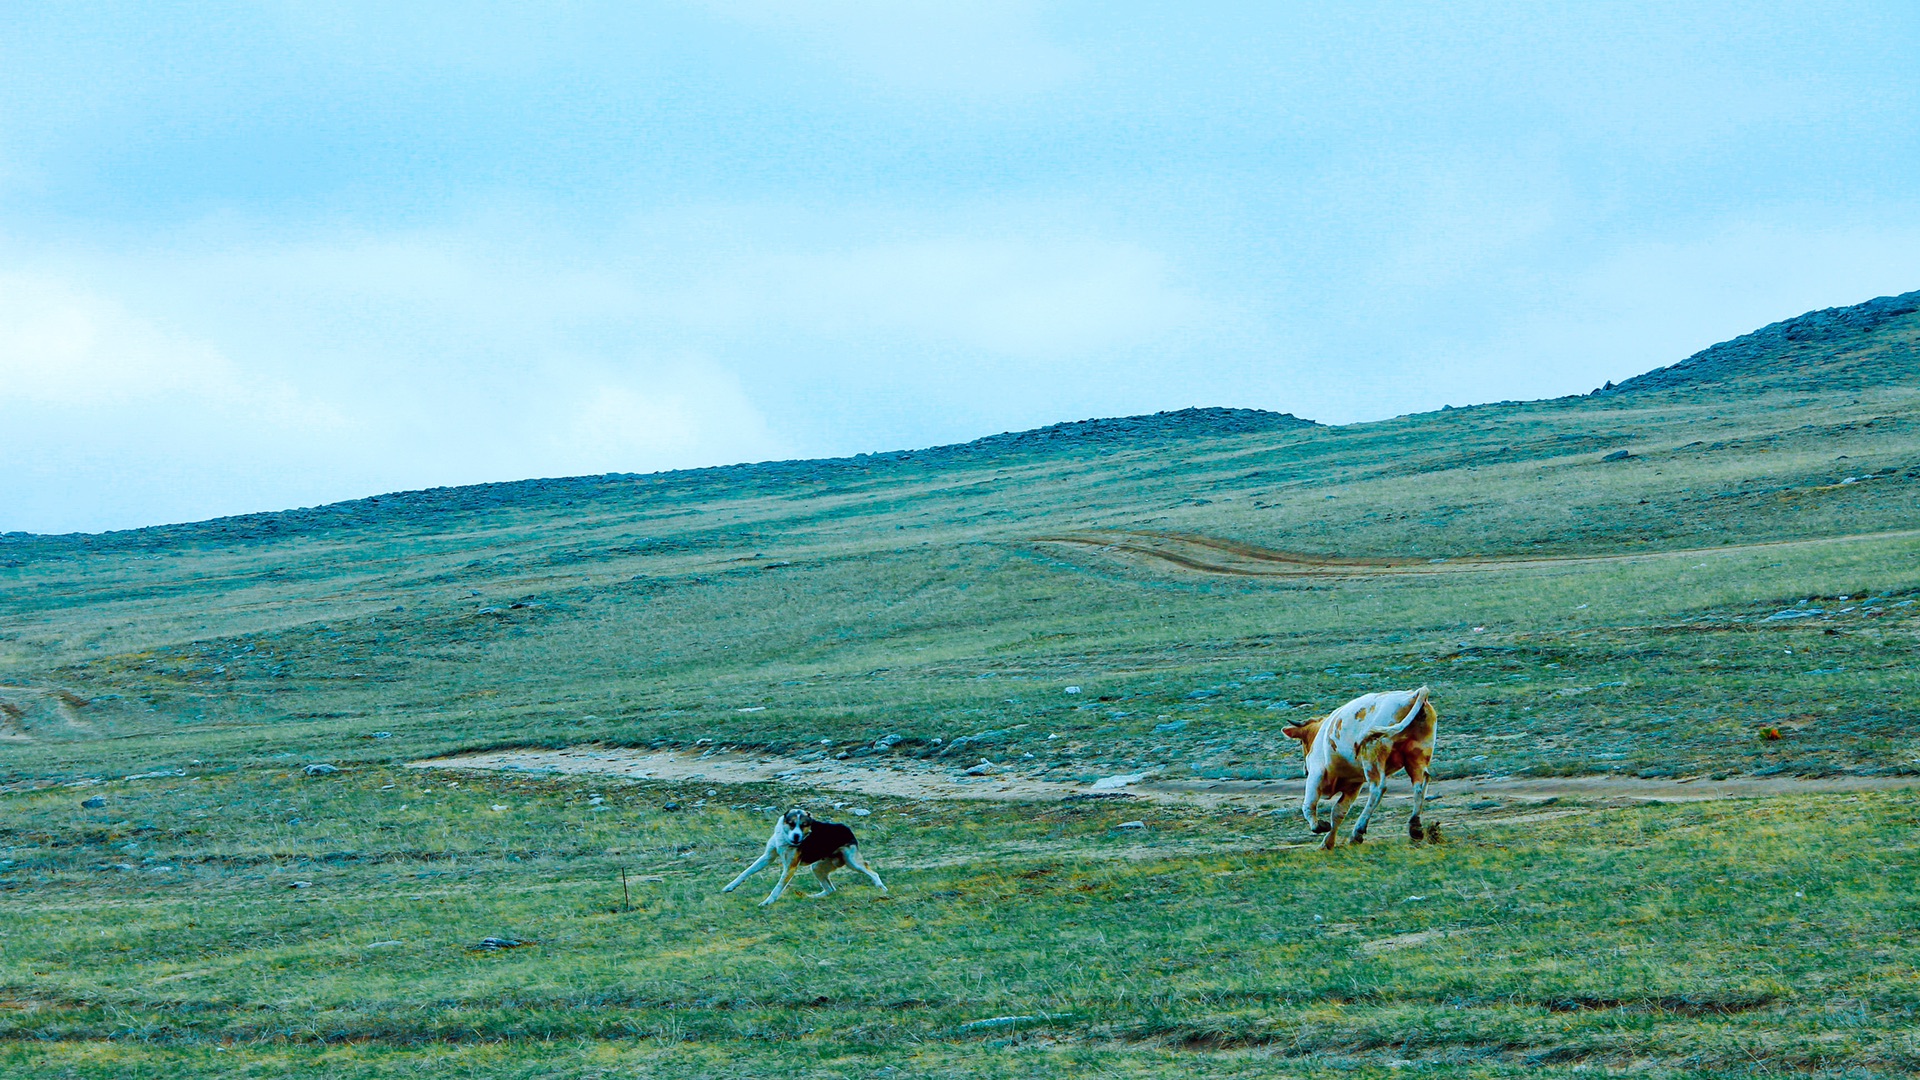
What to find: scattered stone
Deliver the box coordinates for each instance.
[1088,771,1152,791]
[1115,820,1146,830]
[80,795,106,809]
[663,802,681,811]
[470,937,529,951]
[964,761,997,776]
[871,734,904,750]
[851,807,871,817]
[942,726,1023,755]
[1063,686,1081,695]
[287,881,314,889]
[1153,719,1187,733]
[1601,449,1632,462]
[955,1012,1068,1031]
[303,763,339,776]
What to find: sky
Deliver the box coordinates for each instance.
[3,2,1918,533]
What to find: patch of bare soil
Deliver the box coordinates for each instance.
[411,747,1080,803]
[0,687,96,742]
[1031,528,1920,578]
[411,746,1918,810]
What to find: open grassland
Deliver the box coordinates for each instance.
[1,766,1916,1077]
[3,299,1920,1075]
[2,383,1919,787]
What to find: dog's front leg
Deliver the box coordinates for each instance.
[723,847,775,893]
[761,856,802,906]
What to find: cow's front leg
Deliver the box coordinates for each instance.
[1321,788,1359,850]
[1301,767,1330,834]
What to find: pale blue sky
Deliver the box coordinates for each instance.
[4,2,1918,532]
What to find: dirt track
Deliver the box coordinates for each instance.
[412,746,1920,810]
[1031,527,1920,578]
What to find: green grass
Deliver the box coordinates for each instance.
[4,349,1920,1075]
[3,766,1917,1077]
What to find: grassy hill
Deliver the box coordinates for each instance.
[2,289,1918,1077]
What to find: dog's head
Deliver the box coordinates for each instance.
[776,807,815,845]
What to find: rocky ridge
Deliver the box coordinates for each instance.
[1,407,1313,552]
[1602,288,1920,396]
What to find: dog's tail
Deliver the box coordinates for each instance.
[1357,686,1429,748]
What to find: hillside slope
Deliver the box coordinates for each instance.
[1605,287,1920,395]
[1,290,1918,789]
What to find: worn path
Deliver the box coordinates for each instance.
[1030,527,1920,578]
[413,745,1920,810]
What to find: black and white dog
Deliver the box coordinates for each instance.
[722,808,887,906]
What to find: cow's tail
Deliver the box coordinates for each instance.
[1357,686,1430,748]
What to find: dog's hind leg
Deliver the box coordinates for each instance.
[841,845,887,893]
[723,849,773,893]
[761,857,802,906]
[810,861,837,898]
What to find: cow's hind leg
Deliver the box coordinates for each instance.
[1406,762,1431,843]
[1350,766,1390,845]
[1321,787,1360,851]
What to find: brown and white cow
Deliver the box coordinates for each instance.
[1281,686,1437,849]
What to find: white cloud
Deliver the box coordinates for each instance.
[701,0,1080,99]
[1420,215,1920,408]
[552,363,784,475]
[0,273,244,407]
[723,236,1205,360]
[0,271,352,436]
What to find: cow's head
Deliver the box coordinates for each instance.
[1280,716,1325,754]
